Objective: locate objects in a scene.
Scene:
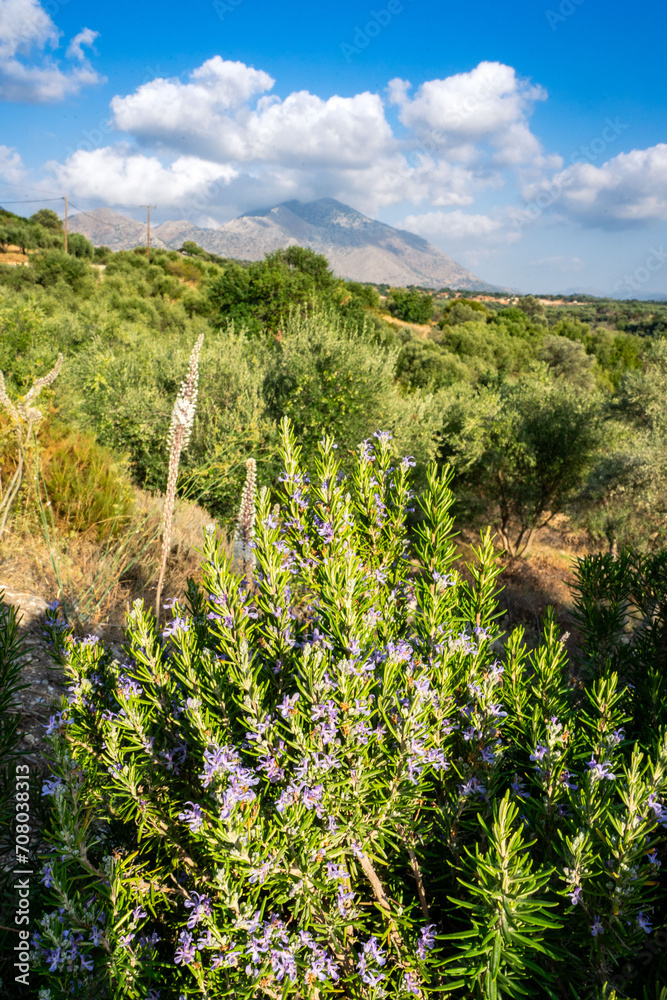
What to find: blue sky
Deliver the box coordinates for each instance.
[1,0,666,293]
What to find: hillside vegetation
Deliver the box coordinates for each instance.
[1,211,667,1000]
[1,210,665,566]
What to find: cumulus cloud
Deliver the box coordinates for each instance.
[401,209,504,239]
[0,144,25,183]
[544,144,667,228]
[112,59,393,168]
[48,146,237,207]
[0,0,103,102]
[112,57,275,151]
[389,61,548,168]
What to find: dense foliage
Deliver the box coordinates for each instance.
[0,212,666,554]
[27,423,667,1000]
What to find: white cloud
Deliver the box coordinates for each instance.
[389,61,548,168]
[530,256,586,272]
[529,144,667,228]
[47,54,667,247]
[66,28,98,62]
[0,0,56,59]
[401,209,503,239]
[399,208,525,251]
[112,56,275,152]
[0,144,25,183]
[113,59,393,168]
[48,146,237,207]
[92,56,542,216]
[0,0,103,102]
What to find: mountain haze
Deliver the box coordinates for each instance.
[69,198,498,290]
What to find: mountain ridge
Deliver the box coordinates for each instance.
[68,198,500,291]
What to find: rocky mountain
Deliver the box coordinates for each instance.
[69,198,498,290]
[68,206,170,251]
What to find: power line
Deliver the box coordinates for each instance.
[0,181,63,197]
[0,198,64,205]
[67,201,107,224]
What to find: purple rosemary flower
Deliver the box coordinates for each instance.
[637,911,653,934]
[225,769,260,806]
[568,886,582,905]
[43,712,72,735]
[647,849,661,866]
[458,776,486,798]
[647,794,667,825]
[41,776,63,796]
[248,856,275,885]
[199,744,241,786]
[184,892,212,929]
[118,674,143,699]
[337,885,355,916]
[591,916,603,936]
[404,971,421,996]
[363,971,386,986]
[257,754,285,783]
[586,756,616,781]
[276,784,300,813]
[178,802,204,833]
[278,692,300,719]
[362,936,386,965]
[302,784,324,812]
[529,744,548,763]
[271,948,297,982]
[326,862,349,882]
[174,930,196,965]
[162,616,190,639]
[416,924,437,960]
[407,758,423,784]
[560,769,579,791]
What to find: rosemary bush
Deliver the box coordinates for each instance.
[33,421,667,999]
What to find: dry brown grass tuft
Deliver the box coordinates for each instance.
[0,487,230,638]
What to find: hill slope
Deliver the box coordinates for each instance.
[69,198,498,290]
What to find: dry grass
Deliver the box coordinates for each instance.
[451,514,594,653]
[379,312,434,338]
[0,487,231,637]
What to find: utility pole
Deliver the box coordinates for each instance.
[63,194,68,254]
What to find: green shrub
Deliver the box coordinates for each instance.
[41,426,135,538]
[388,287,434,324]
[33,425,667,999]
[67,232,94,260]
[438,372,606,555]
[31,250,94,295]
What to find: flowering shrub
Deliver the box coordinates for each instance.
[33,420,667,998]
